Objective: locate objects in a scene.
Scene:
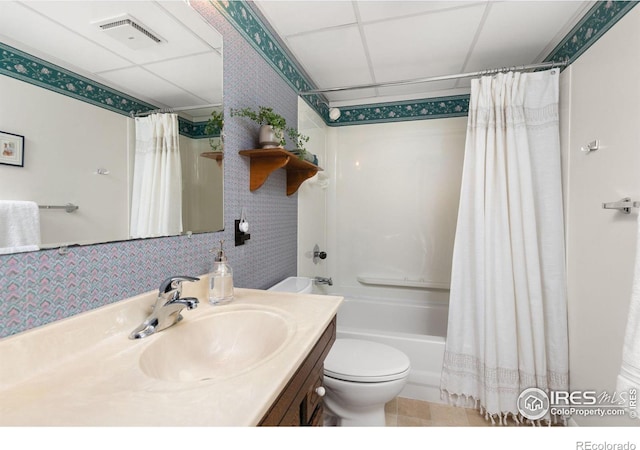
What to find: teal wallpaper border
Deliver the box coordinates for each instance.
[212,0,326,114]
[0,41,156,116]
[217,0,638,126]
[1,1,637,127]
[179,117,220,139]
[329,96,469,126]
[544,1,638,65]
[0,41,219,138]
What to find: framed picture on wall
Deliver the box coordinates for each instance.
[0,131,25,167]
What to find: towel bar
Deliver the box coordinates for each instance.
[357,276,450,290]
[602,198,640,214]
[38,203,79,213]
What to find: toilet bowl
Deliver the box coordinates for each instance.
[323,338,410,426]
[268,277,411,427]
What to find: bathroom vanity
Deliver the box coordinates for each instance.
[260,317,335,426]
[0,281,342,426]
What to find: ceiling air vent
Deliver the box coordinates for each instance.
[95,14,164,50]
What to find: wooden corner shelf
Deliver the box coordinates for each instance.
[200,151,224,162]
[239,148,323,196]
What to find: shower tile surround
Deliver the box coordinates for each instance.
[0,0,636,338]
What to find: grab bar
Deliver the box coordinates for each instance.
[357,276,450,290]
[39,203,79,213]
[602,197,640,214]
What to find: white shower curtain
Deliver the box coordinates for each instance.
[440,70,569,423]
[130,113,183,238]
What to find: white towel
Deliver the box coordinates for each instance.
[617,212,640,418]
[0,200,41,254]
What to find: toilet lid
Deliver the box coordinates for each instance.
[324,339,411,383]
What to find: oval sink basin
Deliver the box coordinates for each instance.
[139,309,292,382]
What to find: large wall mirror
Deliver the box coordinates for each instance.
[0,1,224,254]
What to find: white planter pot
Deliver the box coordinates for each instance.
[259,125,283,148]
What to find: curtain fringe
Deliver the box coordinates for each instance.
[441,389,565,426]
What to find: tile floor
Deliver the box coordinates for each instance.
[385,397,493,427]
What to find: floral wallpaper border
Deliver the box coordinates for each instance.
[1,1,637,128]
[215,0,637,126]
[0,41,155,116]
[327,96,469,126]
[0,41,219,138]
[178,117,219,139]
[544,0,638,65]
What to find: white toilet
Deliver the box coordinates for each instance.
[268,277,411,427]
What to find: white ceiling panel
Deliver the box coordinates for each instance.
[324,87,379,104]
[252,0,594,106]
[357,1,485,23]
[286,25,373,89]
[1,1,224,112]
[144,52,223,104]
[157,0,223,50]
[375,80,459,99]
[257,0,357,37]
[0,0,597,110]
[99,66,204,108]
[364,4,487,82]
[28,1,209,64]
[464,1,590,72]
[0,2,130,73]
[24,1,212,65]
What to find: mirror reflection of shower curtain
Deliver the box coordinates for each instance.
[130,113,183,238]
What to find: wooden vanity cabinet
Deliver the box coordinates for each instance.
[259,316,336,426]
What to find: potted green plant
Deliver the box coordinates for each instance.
[204,110,224,152]
[287,127,312,162]
[230,106,287,148]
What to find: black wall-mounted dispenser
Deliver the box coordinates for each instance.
[235,219,250,246]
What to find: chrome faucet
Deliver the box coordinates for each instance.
[129,276,200,340]
[314,276,333,286]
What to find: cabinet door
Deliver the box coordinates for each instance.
[301,372,324,426]
[259,317,336,426]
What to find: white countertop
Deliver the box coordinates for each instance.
[0,279,342,426]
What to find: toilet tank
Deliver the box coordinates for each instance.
[268,277,313,294]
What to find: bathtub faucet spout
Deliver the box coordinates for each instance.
[314,276,333,286]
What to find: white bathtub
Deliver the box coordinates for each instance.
[330,293,448,403]
[269,277,448,402]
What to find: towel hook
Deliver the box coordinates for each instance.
[581,140,599,153]
[602,197,640,214]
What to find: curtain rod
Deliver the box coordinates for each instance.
[299,60,568,95]
[131,103,222,118]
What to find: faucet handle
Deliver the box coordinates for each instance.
[158,276,200,294]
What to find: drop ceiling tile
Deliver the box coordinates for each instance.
[255,1,356,37]
[157,1,223,50]
[286,25,373,90]
[23,1,213,65]
[357,1,485,23]
[144,52,223,105]
[325,88,379,104]
[0,2,130,73]
[363,4,487,82]
[376,80,459,98]
[330,85,471,107]
[98,66,203,108]
[465,1,589,71]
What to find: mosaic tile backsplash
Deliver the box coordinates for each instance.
[0,2,298,338]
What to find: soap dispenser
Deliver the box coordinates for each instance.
[209,240,234,305]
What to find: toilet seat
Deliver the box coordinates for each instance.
[324,339,411,383]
